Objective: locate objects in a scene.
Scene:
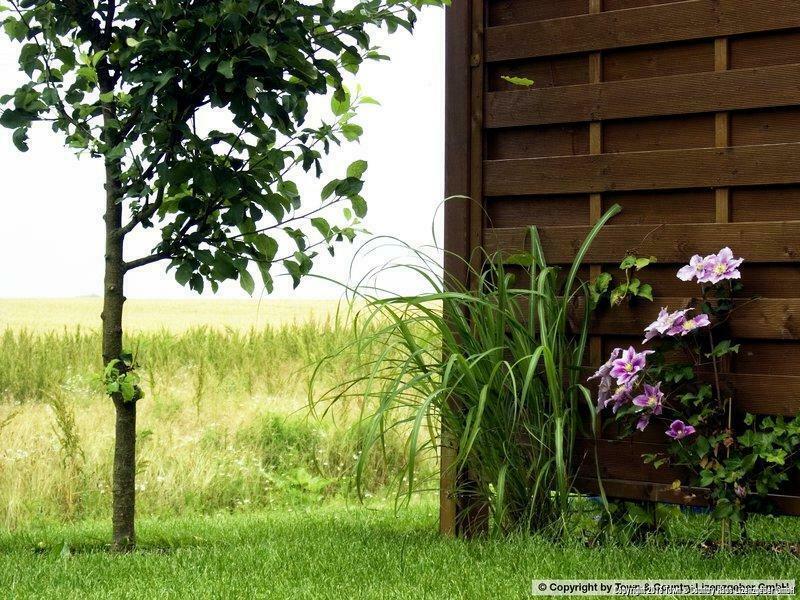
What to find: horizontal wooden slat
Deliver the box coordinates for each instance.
[574,438,685,483]
[580,366,800,416]
[588,298,800,340]
[486,63,800,128]
[484,143,800,196]
[486,0,800,62]
[485,221,800,263]
[575,477,800,515]
[732,374,800,416]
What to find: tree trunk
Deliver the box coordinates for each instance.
[102,153,134,551]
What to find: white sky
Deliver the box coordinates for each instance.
[0,8,445,299]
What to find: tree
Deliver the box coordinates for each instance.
[0,0,443,550]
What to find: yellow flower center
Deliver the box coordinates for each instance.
[682,320,696,331]
[714,263,726,275]
[625,363,633,372]
[648,396,657,406]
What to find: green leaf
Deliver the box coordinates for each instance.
[500,75,534,87]
[0,109,34,129]
[175,263,194,286]
[637,283,653,301]
[350,195,367,218]
[341,123,363,141]
[346,160,368,179]
[239,268,255,295]
[218,60,234,79]
[331,89,350,116]
[12,127,29,152]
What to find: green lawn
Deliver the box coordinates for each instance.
[2,503,800,599]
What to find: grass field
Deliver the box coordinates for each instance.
[2,504,800,599]
[0,298,425,529]
[0,297,343,332]
[3,299,800,599]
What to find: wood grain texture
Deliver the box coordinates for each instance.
[584,297,800,341]
[484,221,800,263]
[486,63,800,128]
[484,143,800,196]
[486,0,800,62]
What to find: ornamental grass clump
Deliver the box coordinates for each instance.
[314,204,621,536]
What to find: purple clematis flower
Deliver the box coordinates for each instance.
[609,346,653,385]
[589,348,621,412]
[632,383,664,416]
[643,308,691,343]
[677,254,710,282]
[734,482,747,499]
[589,348,620,381]
[606,382,634,414]
[703,247,744,284]
[636,413,651,431]
[667,312,711,337]
[665,420,696,440]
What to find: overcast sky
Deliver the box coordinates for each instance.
[0,8,445,299]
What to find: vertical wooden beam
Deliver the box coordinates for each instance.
[589,0,603,370]
[457,0,489,538]
[714,38,731,223]
[468,0,485,279]
[441,0,472,537]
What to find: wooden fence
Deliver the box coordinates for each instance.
[442,0,800,532]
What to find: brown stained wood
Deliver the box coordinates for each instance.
[575,477,711,507]
[576,477,800,514]
[486,63,800,128]
[484,221,800,263]
[602,190,715,224]
[484,143,800,196]
[603,40,714,82]
[488,55,589,92]
[738,340,800,376]
[486,125,589,160]
[731,186,800,222]
[732,374,800,416]
[485,0,800,62]
[731,29,800,70]
[603,114,715,154]
[468,0,485,280]
[586,297,800,340]
[574,438,686,483]
[441,0,471,538]
[604,0,680,9]
[487,0,588,27]
[730,107,800,147]
[486,195,589,228]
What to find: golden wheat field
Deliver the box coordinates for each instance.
[0,298,417,530]
[0,297,344,333]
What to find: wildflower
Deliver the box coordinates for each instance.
[636,413,651,431]
[704,247,743,284]
[632,383,664,415]
[589,348,620,412]
[677,254,710,282]
[667,312,711,337]
[734,482,747,499]
[665,420,696,440]
[589,348,620,381]
[606,382,634,414]
[643,308,691,343]
[609,346,653,385]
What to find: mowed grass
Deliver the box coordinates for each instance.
[2,504,800,600]
[0,297,343,333]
